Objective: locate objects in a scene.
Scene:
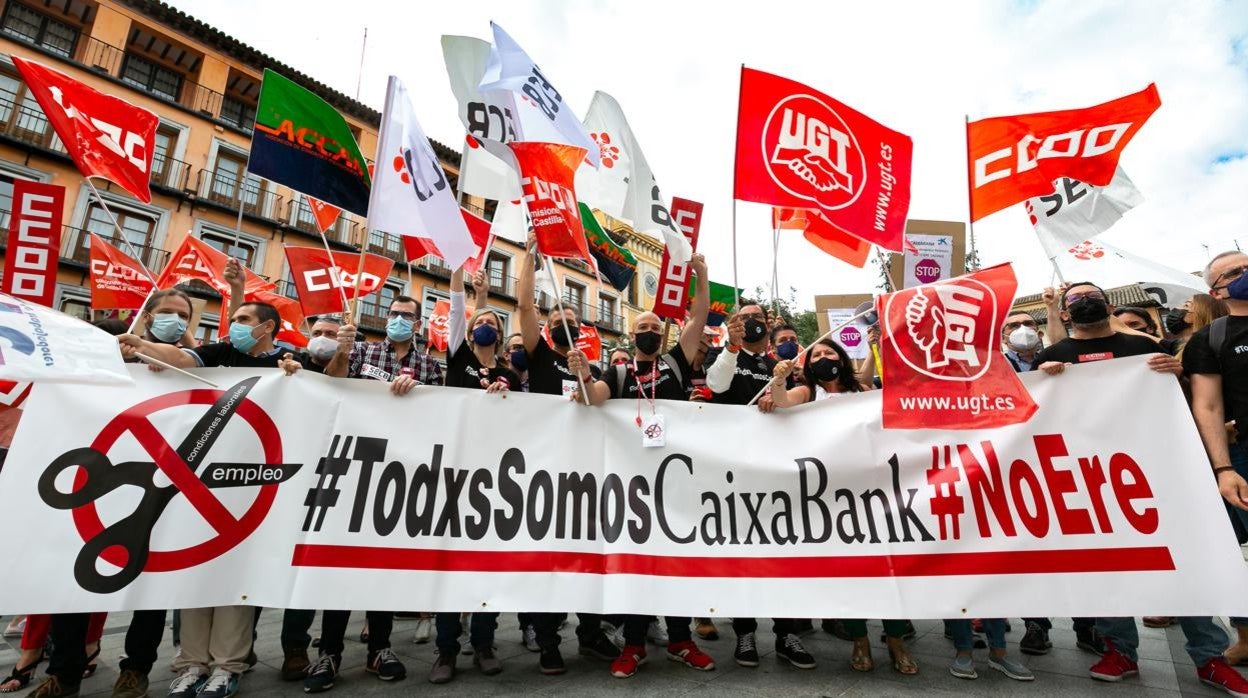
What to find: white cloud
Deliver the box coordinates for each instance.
[169,0,1248,307]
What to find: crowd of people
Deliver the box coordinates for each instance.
[5,244,1248,698]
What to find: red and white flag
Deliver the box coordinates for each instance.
[967,84,1161,222]
[878,263,1037,429]
[89,233,154,310]
[735,67,913,252]
[283,246,394,317]
[305,196,341,233]
[398,207,493,274]
[509,142,593,262]
[541,322,602,361]
[12,56,158,203]
[653,197,703,322]
[774,207,871,268]
[246,288,308,349]
[156,235,273,296]
[1,180,65,307]
[425,299,471,353]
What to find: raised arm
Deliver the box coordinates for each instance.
[449,266,468,357]
[517,234,541,354]
[676,254,709,365]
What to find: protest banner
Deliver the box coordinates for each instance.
[2,359,1245,618]
[0,292,132,385]
[824,308,871,360]
[1,180,65,307]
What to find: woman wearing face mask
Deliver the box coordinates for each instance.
[443,267,518,393]
[769,339,871,408]
[1170,294,1228,359]
[138,289,195,347]
[608,347,632,367]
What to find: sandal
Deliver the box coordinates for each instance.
[850,638,874,672]
[887,636,919,675]
[82,647,100,679]
[0,659,41,693]
[1226,642,1248,666]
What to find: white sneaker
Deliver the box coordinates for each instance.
[523,625,540,652]
[647,619,669,646]
[412,617,431,644]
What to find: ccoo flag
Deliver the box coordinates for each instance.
[249,70,372,217]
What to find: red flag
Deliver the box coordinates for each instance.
[653,197,703,322]
[511,142,592,262]
[540,323,602,361]
[734,67,912,252]
[400,207,493,273]
[306,197,341,233]
[156,235,273,296]
[773,207,871,268]
[967,84,1160,222]
[284,246,394,317]
[878,263,1037,429]
[425,299,471,352]
[1,180,65,307]
[402,235,440,263]
[12,56,158,203]
[246,289,308,348]
[89,233,154,309]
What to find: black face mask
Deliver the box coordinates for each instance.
[1067,297,1110,324]
[549,323,579,347]
[1164,308,1191,334]
[743,318,768,344]
[634,330,662,356]
[809,358,840,383]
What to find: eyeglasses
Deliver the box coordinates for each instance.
[387,310,417,321]
[1212,265,1248,290]
[1064,291,1105,306]
[1004,320,1038,331]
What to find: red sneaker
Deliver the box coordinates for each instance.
[610,646,647,679]
[667,640,716,671]
[1199,657,1248,697]
[1089,642,1139,682]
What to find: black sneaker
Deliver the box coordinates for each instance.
[366,648,407,681]
[578,632,621,661]
[734,631,760,667]
[539,647,566,675]
[1020,621,1052,656]
[823,619,852,641]
[303,654,340,694]
[1076,626,1107,656]
[775,633,817,669]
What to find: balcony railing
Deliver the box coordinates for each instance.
[486,273,517,298]
[0,91,63,152]
[559,293,589,321]
[0,216,170,274]
[151,156,191,191]
[275,279,300,301]
[78,36,124,75]
[196,168,285,222]
[286,199,356,245]
[182,80,223,118]
[356,297,389,332]
[595,309,624,333]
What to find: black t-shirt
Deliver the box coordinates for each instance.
[709,347,780,405]
[1032,333,1162,367]
[526,341,603,396]
[603,350,692,402]
[1184,316,1248,439]
[295,354,327,375]
[186,343,287,369]
[446,343,522,391]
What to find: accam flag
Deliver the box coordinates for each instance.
[509,142,593,262]
[2,180,65,307]
[12,56,157,204]
[688,280,740,327]
[370,76,477,271]
[156,235,274,296]
[283,246,394,318]
[478,22,599,166]
[967,83,1160,222]
[246,288,308,349]
[878,263,1038,430]
[773,207,871,268]
[579,202,636,292]
[1026,168,1143,256]
[89,234,154,310]
[735,67,913,252]
[249,69,371,217]
[653,197,703,322]
[306,196,341,234]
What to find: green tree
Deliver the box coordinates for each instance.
[749,285,820,345]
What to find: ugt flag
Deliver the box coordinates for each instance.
[579,203,636,292]
[1025,168,1143,255]
[283,247,394,318]
[249,69,372,217]
[967,84,1160,222]
[878,263,1037,430]
[735,67,912,252]
[370,76,477,271]
[89,234,154,310]
[0,291,132,386]
[12,56,158,203]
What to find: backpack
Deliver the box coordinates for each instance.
[610,354,685,399]
[1210,316,1230,362]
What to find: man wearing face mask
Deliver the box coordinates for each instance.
[1001,313,1044,373]
[771,324,801,362]
[504,333,529,392]
[299,316,353,374]
[119,301,300,373]
[137,289,196,347]
[580,255,711,678]
[329,296,441,396]
[1033,284,1172,372]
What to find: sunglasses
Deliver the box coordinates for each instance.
[1212,265,1248,291]
[1064,292,1106,306]
[388,310,418,321]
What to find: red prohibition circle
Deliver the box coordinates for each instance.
[70,387,283,572]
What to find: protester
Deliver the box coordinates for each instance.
[328,295,441,395]
[1173,294,1229,359]
[1036,281,1248,694]
[703,302,816,669]
[1112,306,1158,337]
[0,613,104,692]
[770,324,800,362]
[769,338,870,407]
[1001,311,1044,372]
[298,315,349,373]
[136,288,197,347]
[945,619,1033,681]
[505,333,530,393]
[608,346,632,367]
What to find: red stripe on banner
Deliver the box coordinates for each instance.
[291,545,1174,577]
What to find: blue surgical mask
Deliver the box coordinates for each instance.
[229,321,260,353]
[472,324,498,347]
[510,349,528,371]
[776,340,799,360]
[149,313,187,344]
[386,316,414,341]
[1229,273,1248,301]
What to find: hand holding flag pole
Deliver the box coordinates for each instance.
[745,306,874,406]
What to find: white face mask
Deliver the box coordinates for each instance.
[307,335,338,362]
[1008,326,1041,352]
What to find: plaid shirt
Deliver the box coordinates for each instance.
[348,341,444,385]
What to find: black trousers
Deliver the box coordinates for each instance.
[118,609,168,675]
[732,617,797,637]
[532,612,607,650]
[622,615,692,646]
[47,613,89,685]
[284,610,393,656]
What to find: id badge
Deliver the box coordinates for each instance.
[641,414,666,448]
[361,364,392,382]
[561,379,579,400]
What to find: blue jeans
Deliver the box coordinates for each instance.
[435,612,498,656]
[946,619,1007,651]
[1097,617,1226,665]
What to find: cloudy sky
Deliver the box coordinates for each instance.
[169,0,1248,309]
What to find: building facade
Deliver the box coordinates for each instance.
[0,0,626,363]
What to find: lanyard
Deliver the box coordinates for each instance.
[632,358,658,427]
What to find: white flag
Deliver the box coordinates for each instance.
[489,197,529,244]
[441,35,523,202]
[369,76,476,270]
[579,91,692,263]
[478,22,600,165]
[0,292,132,385]
[1027,168,1144,257]
[1056,239,1206,307]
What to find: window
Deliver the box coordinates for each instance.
[1,3,78,58]
[0,173,14,231]
[150,124,183,188]
[0,70,51,144]
[58,294,91,322]
[220,96,255,131]
[486,254,509,292]
[421,289,448,323]
[367,229,403,259]
[209,149,261,210]
[194,316,220,345]
[200,230,258,269]
[121,54,182,101]
[564,282,585,312]
[598,294,618,324]
[78,201,158,267]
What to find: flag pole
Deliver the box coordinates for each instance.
[771,224,781,317]
[312,225,352,314]
[357,76,396,323]
[543,260,590,406]
[84,178,159,287]
[745,307,873,406]
[962,115,980,273]
[730,64,745,310]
